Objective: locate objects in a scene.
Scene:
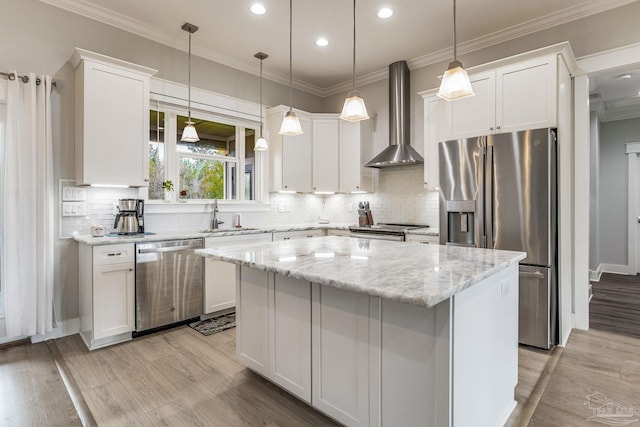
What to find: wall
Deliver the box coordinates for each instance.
[589,112,600,272]
[598,117,640,267]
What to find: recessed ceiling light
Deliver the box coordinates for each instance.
[616,73,632,80]
[250,3,266,14]
[315,38,329,47]
[377,7,393,19]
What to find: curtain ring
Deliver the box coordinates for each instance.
[20,75,29,84]
[36,77,41,86]
[8,72,16,81]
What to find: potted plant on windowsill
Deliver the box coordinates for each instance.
[179,189,188,203]
[162,180,174,202]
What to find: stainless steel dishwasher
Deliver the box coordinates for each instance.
[135,239,203,332]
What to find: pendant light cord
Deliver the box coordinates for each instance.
[259,58,264,137]
[453,0,457,61]
[188,31,192,122]
[288,0,293,112]
[352,0,356,94]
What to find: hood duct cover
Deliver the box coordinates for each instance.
[366,60,424,168]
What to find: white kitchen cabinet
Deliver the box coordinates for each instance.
[313,117,340,192]
[71,48,156,187]
[236,266,270,376]
[272,229,324,241]
[312,284,370,426]
[339,120,375,193]
[269,275,312,402]
[236,267,312,399]
[204,233,272,315]
[405,234,439,244]
[445,55,558,139]
[267,107,313,192]
[422,93,446,190]
[79,243,135,350]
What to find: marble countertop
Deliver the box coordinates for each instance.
[72,223,353,246]
[196,236,525,308]
[405,227,439,236]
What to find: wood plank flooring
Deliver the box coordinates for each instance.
[590,273,640,338]
[0,341,81,426]
[529,329,640,426]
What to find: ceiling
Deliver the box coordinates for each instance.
[43,0,639,98]
[590,66,640,122]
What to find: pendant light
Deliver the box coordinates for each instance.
[254,52,269,151]
[437,0,475,101]
[279,0,303,136]
[340,0,369,122]
[181,22,200,142]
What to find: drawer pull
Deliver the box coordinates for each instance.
[107,252,123,257]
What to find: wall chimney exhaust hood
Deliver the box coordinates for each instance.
[366,61,423,168]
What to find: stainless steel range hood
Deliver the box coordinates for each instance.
[366,61,424,168]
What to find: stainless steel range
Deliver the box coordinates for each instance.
[349,223,427,241]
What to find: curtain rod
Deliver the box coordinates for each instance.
[0,71,57,87]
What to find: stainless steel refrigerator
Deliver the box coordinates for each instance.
[439,128,557,349]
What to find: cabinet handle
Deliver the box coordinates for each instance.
[489,127,494,131]
[107,252,122,257]
[496,126,501,130]
[356,186,359,189]
[129,268,134,272]
[313,187,316,190]
[283,237,290,240]
[144,178,150,182]
[284,185,288,189]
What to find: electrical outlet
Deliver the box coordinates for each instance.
[278,203,286,213]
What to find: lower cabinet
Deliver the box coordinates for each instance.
[405,234,439,244]
[204,233,271,315]
[312,284,370,426]
[79,243,135,350]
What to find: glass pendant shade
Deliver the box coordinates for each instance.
[279,111,303,136]
[181,122,200,142]
[255,136,268,151]
[437,60,475,101]
[340,92,369,122]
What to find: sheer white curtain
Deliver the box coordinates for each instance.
[2,72,54,338]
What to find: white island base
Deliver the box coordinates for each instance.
[234,264,518,427]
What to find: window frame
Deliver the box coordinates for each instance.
[147,78,267,207]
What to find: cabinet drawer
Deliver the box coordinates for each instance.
[273,229,323,241]
[93,243,135,266]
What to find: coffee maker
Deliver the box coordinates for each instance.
[113,199,145,235]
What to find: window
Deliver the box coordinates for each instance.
[148,106,259,202]
[0,101,5,318]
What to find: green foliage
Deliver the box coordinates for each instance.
[179,158,225,199]
[149,142,165,200]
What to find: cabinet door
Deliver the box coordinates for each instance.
[496,55,557,133]
[423,94,446,189]
[269,275,312,402]
[313,119,339,192]
[236,267,269,375]
[78,60,150,187]
[282,116,313,192]
[339,120,374,193]
[92,263,135,340]
[445,71,495,140]
[312,284,370,426]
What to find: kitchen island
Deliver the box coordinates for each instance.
[196,236,525,427]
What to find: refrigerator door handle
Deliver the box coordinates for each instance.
[477,143,486,248]
[485,145,494,249]
[520,270,545,280]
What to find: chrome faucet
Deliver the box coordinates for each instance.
[211,199,224,230]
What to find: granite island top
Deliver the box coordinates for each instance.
[196,236,525,308]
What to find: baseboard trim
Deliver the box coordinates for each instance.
[589,266,603,282]
[599,263,633,275]
[31,318,80,344]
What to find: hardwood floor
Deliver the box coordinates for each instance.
[529,329,640,426]
[0,341,81,426]
[590,273,640,339]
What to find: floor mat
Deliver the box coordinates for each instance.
[189,312,236,336]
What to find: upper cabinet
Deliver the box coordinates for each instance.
[71,49,156,187]
[339,120,375,193]
[445,55,558,140]
[422,95,446,190]
[267,106,375,193]
[267,107,313,193]
[312,116,340,192]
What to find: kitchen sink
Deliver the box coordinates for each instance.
[201,227,259,233]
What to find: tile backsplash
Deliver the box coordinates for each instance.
[61,165,440,237]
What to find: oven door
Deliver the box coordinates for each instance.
[349,232,404,241]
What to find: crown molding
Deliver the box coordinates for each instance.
[42,0,639,97]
